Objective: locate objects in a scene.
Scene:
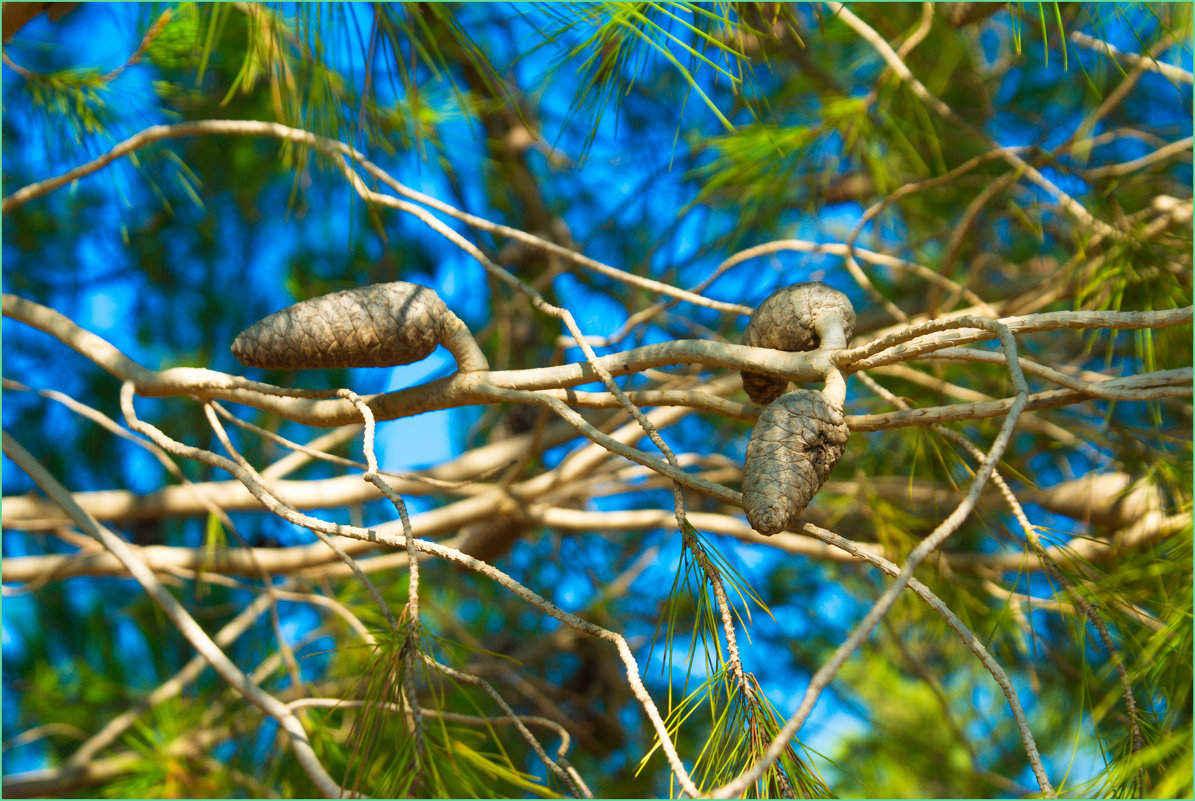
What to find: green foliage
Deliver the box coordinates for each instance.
[639,523,834,796]
[20,69,118,142]
[332,628,566,798]
[648,666,834,798]
[532,2,769,155]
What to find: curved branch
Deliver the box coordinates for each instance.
[712,314,1052,797]
[6,504,1187,583]
[1069,29,1193,84]
[1,119,748,316]
[1,433,347,799]
[849,368,1192,431]
[7,293,1189,431]
[114,383,703,797]
[827,1,1116,242]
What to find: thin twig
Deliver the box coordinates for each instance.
[828,2,1119,240]
[115,383,702,797]
[712,316,1053,798]
[202,400,399,631]
[1,119,747,317]
[419,654,588,798]
[1,432,348,799]
[335,388,427,783]
[1069,29,1192,84]
[859,368,1148,757]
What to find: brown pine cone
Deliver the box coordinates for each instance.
[742,389,849,535]
[232,282,488,372]
[740,282,855,404]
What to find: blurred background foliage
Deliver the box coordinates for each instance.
[2,2,1192,797]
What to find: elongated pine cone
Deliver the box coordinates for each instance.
[740,282,856,404]
[232,281,488,372]
[742,390,849,535]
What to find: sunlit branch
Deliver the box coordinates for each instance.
[6,499,1184,583]
[858,370,1147,757]
[1068,29,1193,84]
[7,293,1188,432]
[1,118,749,316]
[1,432,348,799]
[828,1,1117,241]
[1080,135,1193,179]
[115,382,703,797]
[712,315,1055,798]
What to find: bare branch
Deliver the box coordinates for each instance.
[1,432,348,799]
[828,2,1118,241]
[1069,29,1193,84]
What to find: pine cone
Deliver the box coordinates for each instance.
[742,390,849,535]
[232,282,488,372]
[740,282,855,404]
